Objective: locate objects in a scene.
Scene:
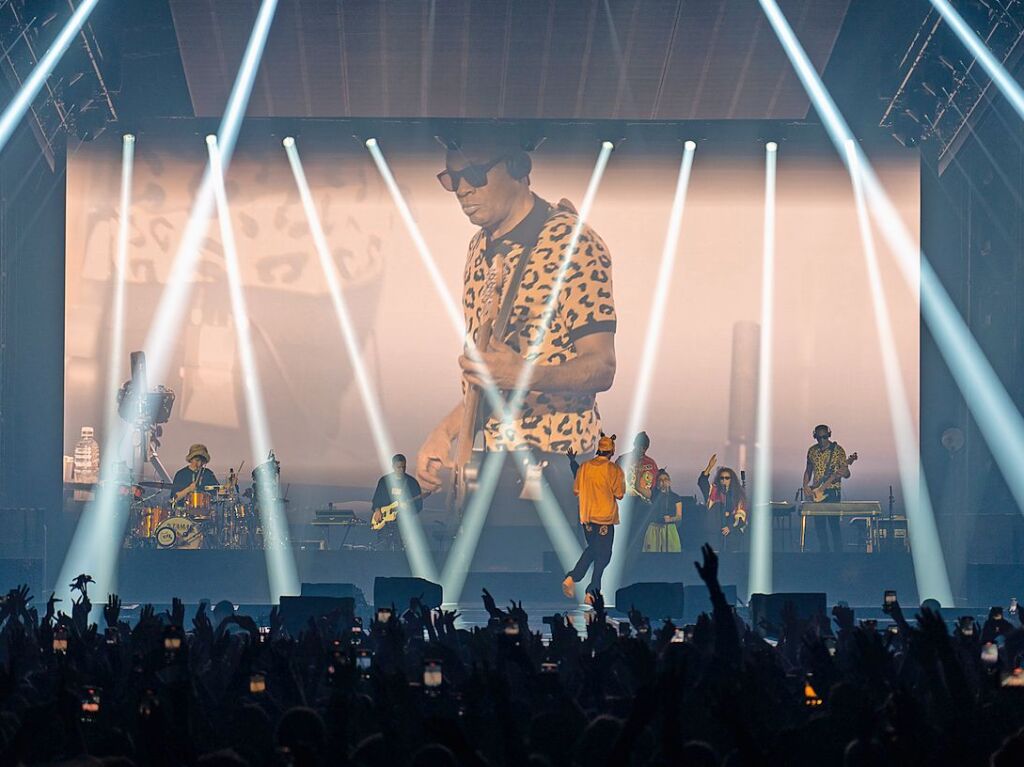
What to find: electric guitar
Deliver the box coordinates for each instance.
[371,491,433,531]
[809,452,858,502]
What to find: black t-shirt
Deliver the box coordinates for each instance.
[371,472,424,513]
[170,466,219,499]
[651,490,683,521]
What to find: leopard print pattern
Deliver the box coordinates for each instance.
[463,210,616,453]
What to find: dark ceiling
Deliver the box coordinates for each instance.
[166,0,852,121]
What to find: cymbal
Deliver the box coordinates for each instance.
[138,480,173,489]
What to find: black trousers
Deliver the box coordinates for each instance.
[814,488,842,552]
[567,523,615,595]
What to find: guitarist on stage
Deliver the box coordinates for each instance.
[414,131,617,521]
[803,424,851,553]
[371,454,425,550]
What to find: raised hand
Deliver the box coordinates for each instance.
[508,600,528,632]
[481,588,505,619]
[694,543,719,584]
[170,597,185,629]
[104,594,121,628]
[704,453,718,476]
[193,602,213,642]
[831,603,855,632]
[69,574,95,597]
[44,592,61,623]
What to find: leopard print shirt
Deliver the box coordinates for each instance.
[463,201,616,453]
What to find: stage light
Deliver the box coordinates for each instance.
[0,0,100,154]
[749,141,777,597]
[285,138,437,582]
[502,140,614,422]
[846,140,953,604]
[928,0,1024,122]
[56,131,136,602]
[140,0,280,388]
[604,140,696,604]
[365,137,378,148]
[684,140,697,151]
[440,451,507,604]
[209,136,299,601]
[759,0,975,598]
[602,140,615,151]
[57,0,281,603]
[282,136,295,148]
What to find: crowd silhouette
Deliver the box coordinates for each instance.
[1,544,1023,766]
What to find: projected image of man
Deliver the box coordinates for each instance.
[416,134,617,513]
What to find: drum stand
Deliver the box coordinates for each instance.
[133,420,172,483]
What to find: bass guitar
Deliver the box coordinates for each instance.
[809,452,858,502]
[371,490,433,531]
[449,247,536,516]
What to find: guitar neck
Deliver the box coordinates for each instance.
[454,321,494,469]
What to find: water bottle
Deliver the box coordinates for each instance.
[74,426,100,483]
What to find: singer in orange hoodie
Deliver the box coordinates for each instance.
[562,434,626,603]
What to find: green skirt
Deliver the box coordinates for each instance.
[643,522,681,552]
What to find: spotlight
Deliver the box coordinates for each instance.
[205,134,217,145]
[750,140,778,596]
[602,140,616,151]
[282,136,295,148]
[758,0,966,602]
[684,140,697,151]
[286,139,437,583]
[123,133,134,144]
[605,140,696,603]
[365,137,378,148]
[928,0,1024,121]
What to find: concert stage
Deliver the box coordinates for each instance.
[109,547,923,611]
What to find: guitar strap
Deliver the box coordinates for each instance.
[489,201,554,342]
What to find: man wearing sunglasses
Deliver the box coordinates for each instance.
[415,134,617,523]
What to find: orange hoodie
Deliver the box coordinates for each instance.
[573,455,626,525]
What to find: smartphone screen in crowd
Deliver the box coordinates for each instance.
[423,660,443,690]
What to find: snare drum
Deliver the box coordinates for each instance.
[155,517,203,549]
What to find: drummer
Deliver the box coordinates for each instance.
[170,443,219,507]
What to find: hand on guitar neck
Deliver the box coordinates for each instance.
[806,452,858,503]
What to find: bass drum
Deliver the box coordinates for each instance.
[155,517,204,550]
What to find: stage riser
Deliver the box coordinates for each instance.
[111,549,922,607]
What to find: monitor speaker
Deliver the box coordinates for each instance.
[614,582,685,619]
[373,576,443,610]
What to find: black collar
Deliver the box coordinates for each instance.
[482,195,551,264]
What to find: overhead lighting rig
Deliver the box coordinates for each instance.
[880,0,1024,172]
[0,0,117,168]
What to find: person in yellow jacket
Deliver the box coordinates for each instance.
[562,434,626,603]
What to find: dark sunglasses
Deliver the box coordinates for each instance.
[719,475,733,482]
[437,155,509,192]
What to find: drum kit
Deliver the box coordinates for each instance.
[125,464,273,550]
